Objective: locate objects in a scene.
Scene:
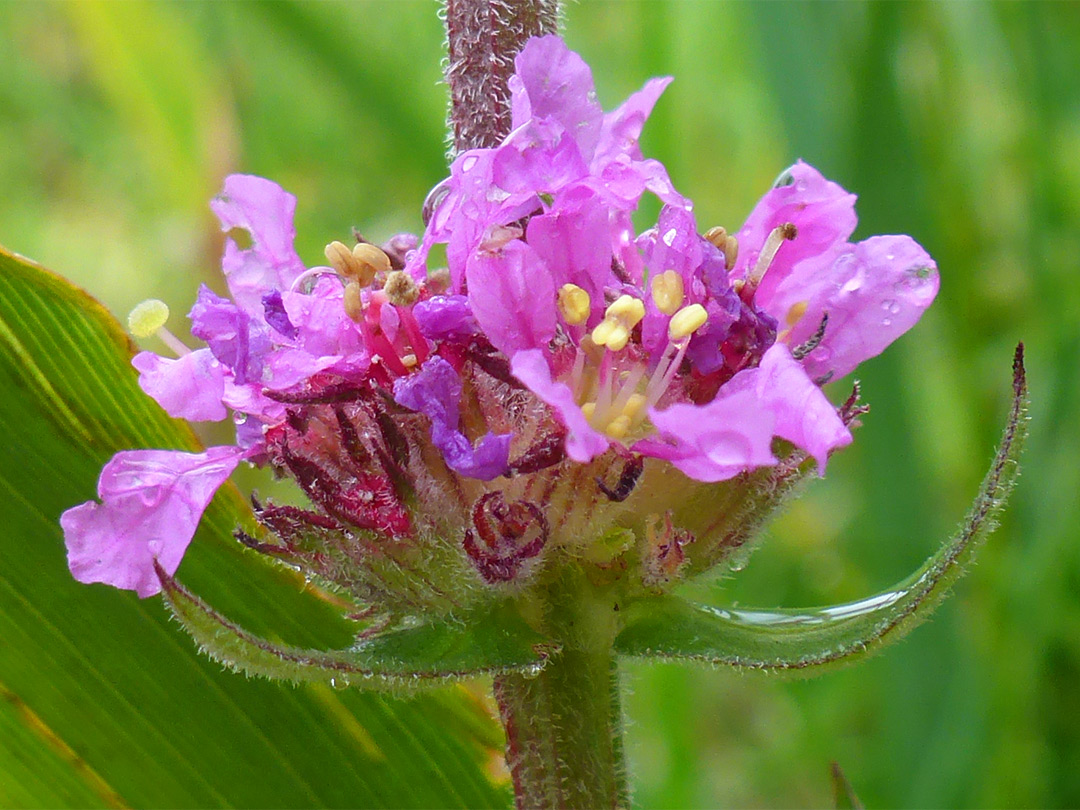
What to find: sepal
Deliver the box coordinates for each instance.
[615,346,1028,672]
[157,563,557,691]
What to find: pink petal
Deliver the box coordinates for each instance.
[132,349,227,422]
[467,239,556,356]
[511,349,610,463]
[61,446,244,598]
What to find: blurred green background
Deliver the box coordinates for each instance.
[2,1,1078,807]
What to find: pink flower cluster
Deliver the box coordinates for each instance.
[61,35,938,598]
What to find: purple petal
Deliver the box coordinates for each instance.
[511,349,610,463]
[785,235,940,380]
[210,175,306,312]
[492,119,590,195]
[132,349,227,422]
[640,387,778,482]
[413,295,479,341]
[467,239,556,356]
[393,357,510,480]
[189,285,271,385]
[262,290,298,339]
[61,446,244,597]
[510,35,603,159]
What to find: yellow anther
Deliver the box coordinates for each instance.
[704,226,728,250]
[383,270,419,306]
[581,402,597,423]
[402,353,418,368]
[621,393,647,421]
[591,295,645,351]
[558,284,591,326]
[605,414,632,440]
[343,281,364,322]
[426,267,451,294]
[351,242,392,285]
[785,300,809,328]
[128,299,170,338]
[650,270,685,315]
[704,226,739,270]
[325,240,360,278]
[668,303,708,340]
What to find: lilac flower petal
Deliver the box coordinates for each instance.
[467,239,556,356]
[786,235,940,381]
[754,344,852,472]
[594,77,672,169]
[510,35,603,160]
[640,387,778,482]
[132,349,227,422]
[262,290,298,339]
[210,174,306,313]
[189,284,270,385]
[734,161,857,302]
[492,120,589,195]
[511,349,610,463]
[61,446,245,597]
[393,357,511,480]
[413,295,479,340]
[525,187,612,308]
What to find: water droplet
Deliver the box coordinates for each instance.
[882,317,892,327]
[772,168,795,188]
[662,228,678,246]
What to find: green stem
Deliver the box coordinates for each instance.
[493,568,628,810]
[494,650,627,810]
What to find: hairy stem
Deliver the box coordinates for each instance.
[493,567,628,809]
[443,0,559,154]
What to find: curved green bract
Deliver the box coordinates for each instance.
[160,566,556,690]
[616,347,1029,672]
[0,245,508,808]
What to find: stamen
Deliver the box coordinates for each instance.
[128,299,190,357]
[785,300,809,328]
[745,222,797,292]
[558,284,591,325]
[591,295,645,352]
[704,225,739,269]
[128,299,169,338]
[650,271,684,315]
[343,281,364,322]
[668,304,708,340]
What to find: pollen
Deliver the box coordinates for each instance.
[128,299,170,338]
[650,270,684,315]
[383,270,419,306]
[326,240,390,287]
[668,304,708,340]
[558,284,591,325]
[592,295,645,352]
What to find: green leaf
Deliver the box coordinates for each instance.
[615,347,1029,672]
[829,762,864,810]
[160,566,555,689]
[0,245,508,808]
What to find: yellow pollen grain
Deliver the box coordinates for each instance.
[785,300,809,328]
[650,271,684,315]
[128,299,170,338]
[581,402,597,422]
[558,284,591,325]
[668,303,708,340]
[383,270,419,306]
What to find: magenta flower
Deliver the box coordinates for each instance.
[61,34,937,604]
